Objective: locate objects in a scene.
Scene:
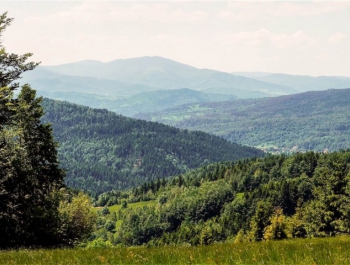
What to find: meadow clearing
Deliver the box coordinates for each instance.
[1,236,350,265]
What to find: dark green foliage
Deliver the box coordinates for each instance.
[41,99,263,195]
[0,12,65,248]
[1,13,96,248]
[101,207,110,216]
[92,150,350,246]
[249,201,274,241]
[137,89,350,153]
[104,220,116,232]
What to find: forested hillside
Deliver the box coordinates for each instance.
[137,89,350,153]
[91,150,350,246]
[38,88,237,117]
[41,99,263,195]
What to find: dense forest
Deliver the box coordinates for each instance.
[41,99,263,196]
[90,150,350,247]
[137,88,350,153]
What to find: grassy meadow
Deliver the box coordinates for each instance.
[108,200,157,212]
[93,200,157,213]
[1,236,350,265]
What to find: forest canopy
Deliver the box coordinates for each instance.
[41,98,264,196]
[90,150,350,246]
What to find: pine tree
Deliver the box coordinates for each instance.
[0,12,65,248]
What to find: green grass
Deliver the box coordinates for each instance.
[236,192,244,199]
[108,200,157,212]
[115,220,123,230]
[1,237,350,264]
[94,200,157,214]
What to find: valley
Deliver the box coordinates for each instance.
[2,5,350,264]
[25,57,350,155]
[137,88,350,153]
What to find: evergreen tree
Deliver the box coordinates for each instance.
[0,12,65,248]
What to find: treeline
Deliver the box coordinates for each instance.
[90,150,350,246]
[137,89,350,153]
[41,99,263,196]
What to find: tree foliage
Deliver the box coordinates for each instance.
[90,150,350,246]
[263,208,288,240]
[0,12,93,248]
[58,191,97,246]
[41,99,263,195]
[0,12,64,248]
[137,89,350,153]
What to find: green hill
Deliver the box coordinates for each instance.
[92,150,350,246]
[41,99,263,195]
[38,88,237,117]
[136,88,350,153]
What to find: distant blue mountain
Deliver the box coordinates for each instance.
[235,72,350,92]
[36,56,293,98]
[22,57,350,117]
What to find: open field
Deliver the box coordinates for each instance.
[108,200,157,212]
[93,200,157,213]
[1,237,350,265]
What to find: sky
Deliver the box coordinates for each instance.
[1,1,350,76]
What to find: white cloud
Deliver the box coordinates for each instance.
[220,2,350,21]
[24,2,209,25]
[271,2,350,17]
[271,31,315,49]
[216,29,315,49]
[328,33,346,44]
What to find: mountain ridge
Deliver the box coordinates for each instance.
[33,56,293,98]
[38,88,237,116]
[41,98,263,195]
[240,72,350,92]
[136,88,350,153]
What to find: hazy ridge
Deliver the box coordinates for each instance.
[136,88,350,153]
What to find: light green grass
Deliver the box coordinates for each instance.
[236,192,244,199]
[115,220,123,230]
[1,237,350,264]
[94,200,157,214]
[108,200,157,212]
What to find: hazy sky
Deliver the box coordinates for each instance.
[1,1,350,76]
